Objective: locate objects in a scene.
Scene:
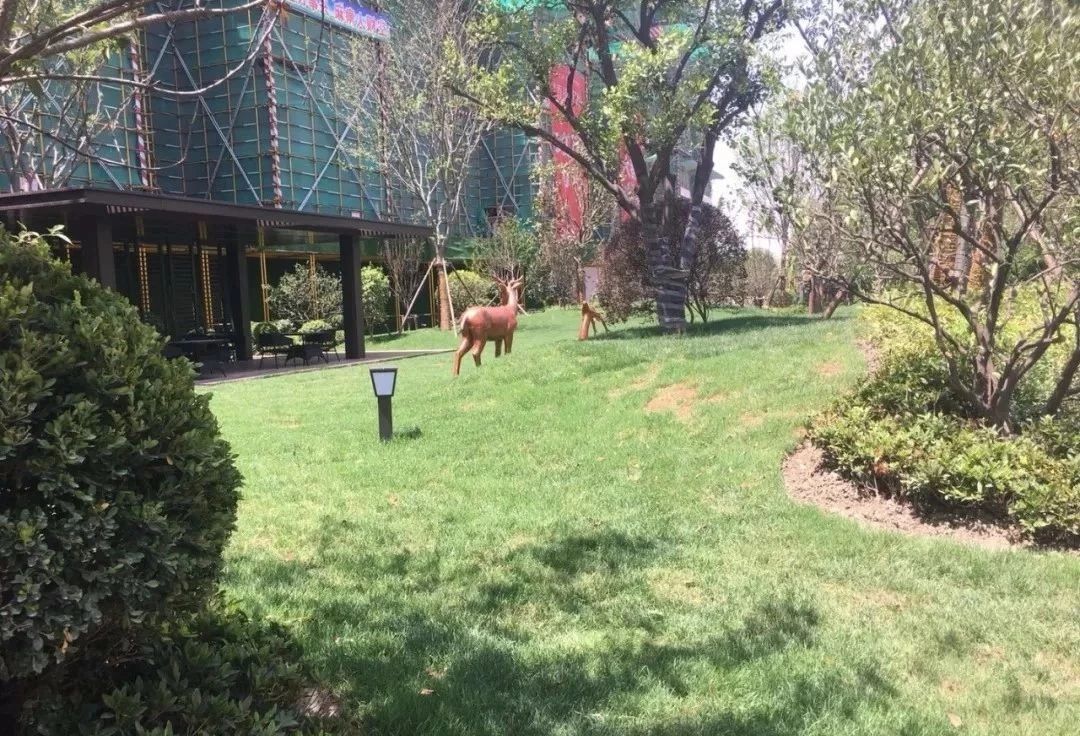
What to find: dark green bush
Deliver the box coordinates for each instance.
[0,233,242,682]
[810,305,1080,544]
[22,598,349,735]
[253,321,283,339]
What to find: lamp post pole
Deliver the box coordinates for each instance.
[369,366,398,442]
[377,395,393,441]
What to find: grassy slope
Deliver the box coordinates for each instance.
[209,309,1080,736]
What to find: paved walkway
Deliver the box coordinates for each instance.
[195,348,451,386]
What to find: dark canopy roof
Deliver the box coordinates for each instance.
[0,188,432,239]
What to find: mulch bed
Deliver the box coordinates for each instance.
[782,441,1034,551]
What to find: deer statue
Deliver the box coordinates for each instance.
[452,276,524,376]
[578,301,608,340]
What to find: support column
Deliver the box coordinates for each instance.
[72,211,116,289]
[340,233,366,359]
[224,227,253,361]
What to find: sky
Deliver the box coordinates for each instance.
[711,29,807,260]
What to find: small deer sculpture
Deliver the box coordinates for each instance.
[578,301,608,340]
[452,276,523,376]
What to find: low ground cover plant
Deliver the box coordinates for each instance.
[810,302,1080,543]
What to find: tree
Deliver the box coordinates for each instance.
[744,247,777,306]
[789,0,1079,428]
[361,264,392,332]
[466,217,553,308]
[462,0,788,333]
[383,238,428,332]
[0,0,269,190]
[686,204,746,322]
[341,0,494,330]
[266,263,342,327]
[598,198,745,323]
[736,97,862,315]
[468,217,539,283]
[734,102,799,304]
[533,158,618,304]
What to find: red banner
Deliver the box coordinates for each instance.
[547,65,588,238]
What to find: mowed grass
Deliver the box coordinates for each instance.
[208,309,1080,736]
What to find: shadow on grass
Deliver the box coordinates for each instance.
[228,523,932,735]
[368,331,412,345]
[596,311,847,342]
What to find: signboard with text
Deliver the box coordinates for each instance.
[286,0,392,41]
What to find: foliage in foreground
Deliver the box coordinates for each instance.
[21,599,348,736]
[0,231,241,684]
[1,233,336,734]
[811,306,1080,543]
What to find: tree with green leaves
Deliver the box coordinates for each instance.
[788,0,1079,428]
[461,0,788,333]
[267,263,343,328]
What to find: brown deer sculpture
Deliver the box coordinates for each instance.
[578,301,608,340]
[452,276,523,376]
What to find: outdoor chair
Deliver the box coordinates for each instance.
[197,344,230,379]
[303,329,340,361]
[256,331,293,369]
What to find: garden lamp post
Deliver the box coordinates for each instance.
[369,366,398,441]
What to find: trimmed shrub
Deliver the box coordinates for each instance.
[252,321,282,339]
[0,234,242,683]
[298,319,333,335]
[810,304,1080,544]
[442,269,497,312]
[360,265,390,332]
[22,598,349,735]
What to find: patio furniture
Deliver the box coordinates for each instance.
[255,331,294,368]
[303,328,340,361]
[285,342,328,366]
[196,344,230,378]
[168,335,234,364]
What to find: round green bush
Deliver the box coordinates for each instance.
[252,321,281,339]
[0,234,242,683]
[443,269,497,313]
[360,265,391,332]
[298,318,332,335]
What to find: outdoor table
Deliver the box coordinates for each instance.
[283,334,328,366]
[168,336,233,362]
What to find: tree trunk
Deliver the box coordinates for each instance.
[807,274,824,314]
[642,203,688,334]
[437,263,452,330]
[822,288,847,319]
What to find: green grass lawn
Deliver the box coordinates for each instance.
[208,308,1080,736]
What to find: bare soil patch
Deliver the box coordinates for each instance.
[645,382,699,423]
[815,360,845,378]
[609,363,661,399]
[783,442,1028,550]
